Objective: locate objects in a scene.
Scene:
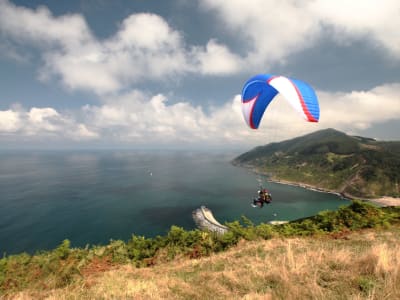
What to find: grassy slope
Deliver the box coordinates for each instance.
[11,226,400,299]
[2,202,400,299]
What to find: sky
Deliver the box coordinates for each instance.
[0,0,399,150]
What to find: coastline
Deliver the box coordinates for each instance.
[270,178,400,207]
[245,165,400,207]
[267,178,343,197]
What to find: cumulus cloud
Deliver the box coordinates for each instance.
[0,106,98,140]
[2,83,398,147]
[310,0,400,56]
[200,0,320,67]
[199,0,400,67]
[194,39,243,74]
[0,110,21,132]
[0,0,241,94]
[82,91,210,143]
[0,0,91,47]
[318,83,400,131]
[2,0,398,97]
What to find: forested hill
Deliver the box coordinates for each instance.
[233,128,400,199]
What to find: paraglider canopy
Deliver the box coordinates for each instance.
[241,74,320,129]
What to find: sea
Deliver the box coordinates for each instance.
[0,150,349,255]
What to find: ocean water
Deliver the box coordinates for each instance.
[0,150,348,255]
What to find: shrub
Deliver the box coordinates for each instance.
[336,201,385,229]
[55,239,71,260]
[213,231,240,252]
[255,223,275,239]
[107,240,129,263]
[127,235,158,263]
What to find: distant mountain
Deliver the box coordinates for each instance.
[233,128,400,199]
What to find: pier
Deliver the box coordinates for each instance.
[192,206,229,234]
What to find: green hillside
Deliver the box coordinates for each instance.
[233,128,400,198]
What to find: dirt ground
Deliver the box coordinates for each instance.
[370,196,400,207]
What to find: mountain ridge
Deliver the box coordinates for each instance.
[233,128,400,199]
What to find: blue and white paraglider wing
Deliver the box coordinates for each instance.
[241,74,320,129]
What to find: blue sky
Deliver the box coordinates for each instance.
[1,0,399,149]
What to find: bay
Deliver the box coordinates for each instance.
[0,150,348,255]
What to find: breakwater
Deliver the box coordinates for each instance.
[192,206,228,234]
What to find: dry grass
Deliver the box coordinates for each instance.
[7,228,400,300]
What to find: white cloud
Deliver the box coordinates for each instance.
[194,39,243,74]
[1,0,399,97]
[310,0,400,56]
[37,10,192,94]
[0,0,91,48]
[28,107,58,123]
[116,13,181,50]
[0,106,98,140]
[200,0,400,67]
[75,124,99,139]
[25,107,65,134]
[2,83,398,147]
[83,91,211,143]
[318,83,400,131]
[199,0,321,67]
[0,110,21,132]
[0,0,242,95]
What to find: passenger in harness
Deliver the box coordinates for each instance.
[252,187,272,208]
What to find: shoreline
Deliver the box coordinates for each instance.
[270,178,400,207]
[245,166,400,207]
[267,178,343,197]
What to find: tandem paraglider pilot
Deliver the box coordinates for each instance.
[252,188,272,208]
